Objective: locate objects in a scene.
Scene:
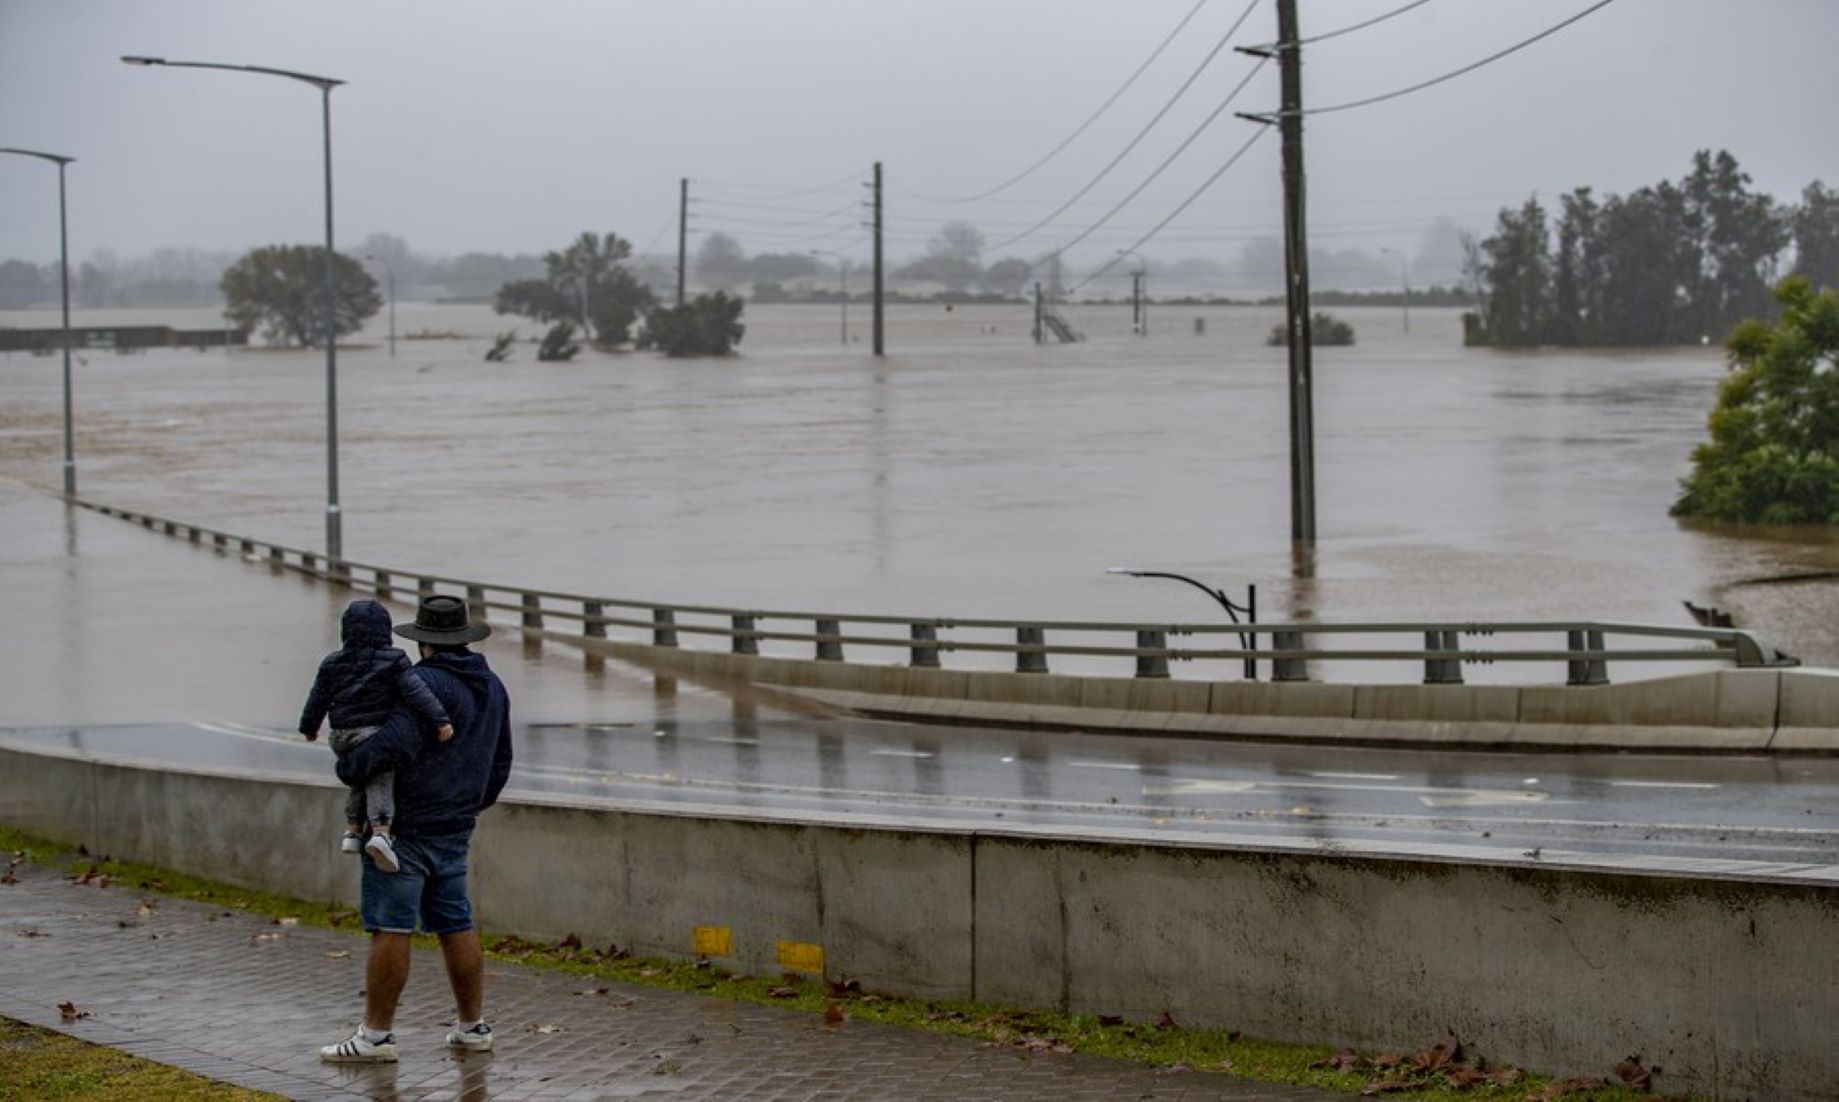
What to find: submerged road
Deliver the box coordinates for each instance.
[6,718,1837,882]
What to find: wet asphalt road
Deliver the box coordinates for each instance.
[7,717,1835,883]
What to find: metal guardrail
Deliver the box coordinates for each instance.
[78,500,1801,686]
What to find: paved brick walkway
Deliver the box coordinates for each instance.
[0,864,1337,1101]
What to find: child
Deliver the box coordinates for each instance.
[298,599,454,874]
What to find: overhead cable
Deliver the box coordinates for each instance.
[903,0,1214,204]
[1292,0,1617,117]
[989,0,1263,250]
[1295,0,1437,45]
[1006,55,1268,262]
[1066,127,1270,294]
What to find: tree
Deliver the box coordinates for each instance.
[493,232,653,347]
[0,259,49,308]
[639,292,746,357]
[980,257,1032,297]
[1793,181,1839,290]
[897,221,985,291]
[1550,188,1604,345]
[1479,198,1551,347]
[537,322,580,362]
[1673,278,1839,524]
[220,245,380,347]
[1680,150,1788,337]
[695,233,749,291]
[747,252,821,284]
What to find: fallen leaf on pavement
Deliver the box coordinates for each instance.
[531,1023,566,1035]
[326,950,351,960]
[575,986,609,997]
[1313,1048,1362,1072]
[823,1002,846,1025]
[272,916,300,927]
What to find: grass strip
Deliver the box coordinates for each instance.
[0,1016,283,1101]
[0,826,1679,1100]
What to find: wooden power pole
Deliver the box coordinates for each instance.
[676,177,688,306]
[872,161,885,357]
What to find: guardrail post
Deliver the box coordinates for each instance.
[301,552,318,574]
[268,546,284,568]
[374,570,393,601]
[142,516,155,530]
[910,623,941,668]
[732,614,759,656]
[583,600,606,639]
[239,538,254,555]
[1272,630,1308,682]
[653,609,679,647]
[1016,627,1048,673]
[815,618,844,661]
[211,532,227,550]
[521,592,543,631]
[1566,629,1609,686]
[187,526,199,543]
[1135,629,1170,679]
[1424,630,1464,685]
[162,520,175,535]
[465,585,486,624]
[416,576,435,603]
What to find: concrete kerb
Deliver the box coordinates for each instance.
[552,627,1838,754]
[6,739,1839,1100]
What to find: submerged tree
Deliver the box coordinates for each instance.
[639,292,746,357]
[1673,278,1839,524]
[221,245,380,347]
[494,232,654,348]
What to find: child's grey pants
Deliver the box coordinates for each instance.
[328,726,395,828]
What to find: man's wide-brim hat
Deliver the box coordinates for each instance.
[395,595,491,645]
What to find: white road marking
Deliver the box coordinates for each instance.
[872,749,936,759]
[189,720,299,743]
[1608,780,1720,789]
[697,736,759,746]
[1070,760,1143,771]
[1419,791,1553,808]
[1144,775,1554,808]
[1312,771,1398,781]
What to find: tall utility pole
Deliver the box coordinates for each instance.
[872,161,885,357]
[676,177,688,306]
[1241,0,1316,546]
[1277,0,1315,546]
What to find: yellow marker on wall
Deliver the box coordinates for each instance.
[776,940,824,974]
[692,925,732,957]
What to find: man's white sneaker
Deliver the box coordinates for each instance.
[445,1023,494,1052]
[365,833,400,874]
[319,1030,397,1063]
[340,832,362,854]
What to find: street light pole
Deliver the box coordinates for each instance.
[809,250,849,345]
[124,56,347,565]
[1381,247,1411,334]
[1107,567,1259,680]
[1,148,76,499]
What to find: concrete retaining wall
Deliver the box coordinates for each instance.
[569,634,1839,752]
[4,742,1836,1099]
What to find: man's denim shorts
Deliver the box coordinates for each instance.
[360,831,474,935]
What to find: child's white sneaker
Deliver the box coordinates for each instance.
[319,1029,397,1063]
[340,832,362,854]
[365,833,400,874]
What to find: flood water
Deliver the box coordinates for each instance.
[4,300,1836,689]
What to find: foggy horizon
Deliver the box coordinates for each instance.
[4,0,1836,278]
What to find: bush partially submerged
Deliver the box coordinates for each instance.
[640,292,746,358]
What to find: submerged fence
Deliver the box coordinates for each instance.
[79,500,1799,687]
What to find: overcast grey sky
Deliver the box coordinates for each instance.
[2,0,1834,271]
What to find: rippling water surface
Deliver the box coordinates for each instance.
[4,301,1835,678]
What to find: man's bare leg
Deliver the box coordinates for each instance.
[364,932,412,1032]
[439,928,485,1023]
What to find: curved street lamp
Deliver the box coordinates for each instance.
[1,147,77,498]
[122,55,348,564]
[1107,566,1258,679]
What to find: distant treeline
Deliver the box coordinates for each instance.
[1467,150,1839,347]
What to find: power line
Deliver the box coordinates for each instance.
[1295,0,1436,45]
[1010,55,1268,267]
[902,0,1214,204]
[1067,127,1271,294]
[988,0,1263,251]
[691,169,865,199]
[1293,0,1618,117]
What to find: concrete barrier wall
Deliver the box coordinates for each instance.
[572,635,1839,752]
[4,742,1836,1099]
